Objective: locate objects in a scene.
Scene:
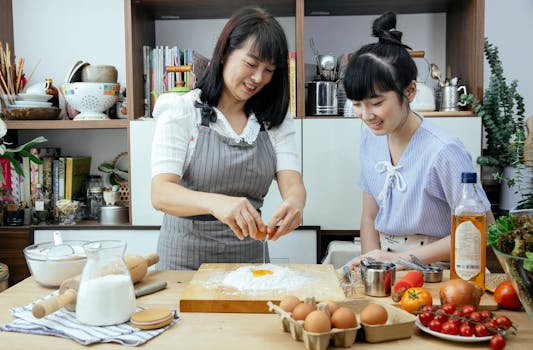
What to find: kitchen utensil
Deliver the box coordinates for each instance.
[408,255,443,282]
[134,280,167,298]
[31,252,159,319]
[430,63,444,87]
[61,82,120,120]
[47,231,75,258]
[81,65,118,83]
[23,240,88,287]
[179,263,345,313]
[309,38,322,74]
[307,81,338,115]
[409,51,436,111]
[360,260,396,297]
[440,84,467,111]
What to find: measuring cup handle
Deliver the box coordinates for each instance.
[457,85,468,106]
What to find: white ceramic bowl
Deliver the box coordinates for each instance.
[62,82,120,120]
[23,240,89,287]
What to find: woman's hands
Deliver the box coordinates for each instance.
[349,249,401,268]
[267,200,303,241]
[210,195,264,240]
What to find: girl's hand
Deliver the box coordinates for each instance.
[267,200,303,241]
[349,249,401,268]
[210,196,264,240]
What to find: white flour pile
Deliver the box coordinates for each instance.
[222,264,310,291]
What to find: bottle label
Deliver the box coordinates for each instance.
[454,220,481,280]
[35,200,45,212]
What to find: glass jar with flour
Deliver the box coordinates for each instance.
[76,240,136,326]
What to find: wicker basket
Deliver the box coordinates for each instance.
[111,152,129,205]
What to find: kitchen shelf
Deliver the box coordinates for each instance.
[4,119,129,130]
[299,111,475,119]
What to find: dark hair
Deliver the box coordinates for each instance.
[196,7,289,128]
[344,12,417,102]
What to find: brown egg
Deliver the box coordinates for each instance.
[323,300,340,314]
[279,295,301,312]
[331,307,358,329]
[292,302,315,321]
[360,304,388,325]
[304,310,331,333]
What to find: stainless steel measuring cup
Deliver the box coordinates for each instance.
[360,260,396,297]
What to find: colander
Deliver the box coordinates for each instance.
[62,82,120,120]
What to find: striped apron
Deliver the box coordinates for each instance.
[156,110,277,270]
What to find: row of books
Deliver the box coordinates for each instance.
[142,45,209,117]
[0,148,91,209]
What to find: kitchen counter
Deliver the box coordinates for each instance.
[0,270,531,349]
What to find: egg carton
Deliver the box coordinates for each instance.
[267,301,360,350]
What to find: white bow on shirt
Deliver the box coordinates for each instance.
[375,160,407,207]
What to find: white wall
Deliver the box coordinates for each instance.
[485,0,533,118]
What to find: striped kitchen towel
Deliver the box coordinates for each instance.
[0,291,178,346]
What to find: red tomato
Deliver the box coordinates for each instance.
[441,304,456,314]
[474,323,491,337]
[441,321,459,335]
[434,310,449,324]
[419,312,434,327]
[484,319,497,335]
[469,311,482,322]
[490,334,506,350]
[494,281,522,310]
[421,305,434,313]
[479,310,492,321]
[459,323,474,337]
[428,319,442,332]
[494,315,512,330]
[460,305,476,317]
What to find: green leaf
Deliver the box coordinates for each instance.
[525,252,533,272]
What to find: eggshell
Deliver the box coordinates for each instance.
[360,303,388,325]
[292,302,315,321]
[279,295,301,312]
[331,307,358,329]
[304,310,331,333]
[324,300,340,315]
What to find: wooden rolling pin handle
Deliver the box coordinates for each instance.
[32,288,77,319]
[144,253,160,267]
[409,50,425,58]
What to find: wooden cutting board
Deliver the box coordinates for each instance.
[179,263,345,313]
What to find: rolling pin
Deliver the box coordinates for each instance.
[32,253,160,319]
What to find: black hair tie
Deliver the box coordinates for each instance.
[194,100,217,124]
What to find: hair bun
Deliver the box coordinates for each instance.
[372,12,403,46]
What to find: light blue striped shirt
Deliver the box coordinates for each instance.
[359,115,491,238]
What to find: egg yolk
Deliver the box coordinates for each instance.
[251,269,273,277]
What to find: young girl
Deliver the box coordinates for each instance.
[343,12,494,266]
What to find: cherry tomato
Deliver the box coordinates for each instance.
[459,323,474,337]
[441,321,460,335]
[421,305,434,313]
[494,315,512,330]
[460,305,476,317]
[469,311,482,322]
[434,309,449,324]
[484,319,497,335]
[400,287,433,314]
[479,310,492,321]
[441,304,456,314]
[428,319,442,332]
[494,281,522,310]
[474,323,491,337]
[490,334,506,350]
[419,312,434,327]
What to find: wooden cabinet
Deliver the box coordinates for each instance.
[124,0,484,119]
[0,226,31,285]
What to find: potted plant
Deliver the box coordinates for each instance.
[461,38,528,211]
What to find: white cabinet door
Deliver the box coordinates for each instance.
[130,120,163,226]
[268,229,316,264]
[302,118,362,229]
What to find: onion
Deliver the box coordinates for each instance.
[439,279,482,308]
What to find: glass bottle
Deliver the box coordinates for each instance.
[450,172,486,290]
[76,240,136,326]
[32,183,51,224]
[45,78,59,108]
[87,186,104,220]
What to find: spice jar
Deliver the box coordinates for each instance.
[87,186,104,220]
[45,78,59,108]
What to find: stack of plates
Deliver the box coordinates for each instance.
[3,93,60,120]
[10,93,53,108]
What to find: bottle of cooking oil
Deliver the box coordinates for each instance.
[450,172,486,290]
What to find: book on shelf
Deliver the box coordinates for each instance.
[0,158,11,190]
[64,156,91,200]
[289,51,296,118]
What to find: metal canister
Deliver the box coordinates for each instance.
[360,261,396,297]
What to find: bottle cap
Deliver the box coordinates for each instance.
[461,172,477,183]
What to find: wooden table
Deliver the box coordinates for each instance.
[0,270,531,349]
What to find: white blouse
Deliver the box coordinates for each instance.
[151,89,300,178]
